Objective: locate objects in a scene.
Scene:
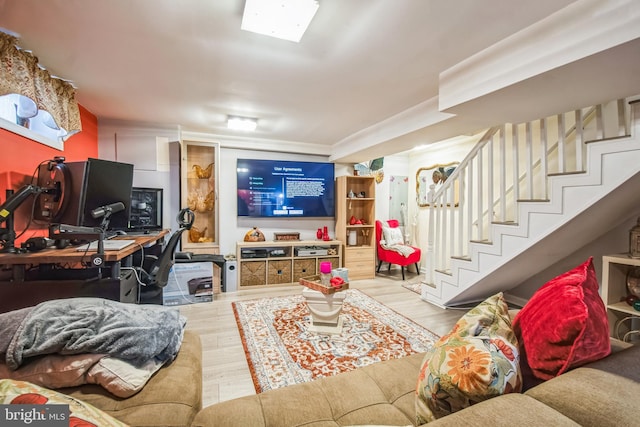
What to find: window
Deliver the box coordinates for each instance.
[0,31,81,150]
[0,94,68,149]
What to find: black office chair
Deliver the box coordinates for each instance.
[137,208,194,304]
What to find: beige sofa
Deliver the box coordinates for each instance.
[192,340,639,427]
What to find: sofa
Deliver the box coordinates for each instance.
[192,339,638,427]
[193,257,639,427]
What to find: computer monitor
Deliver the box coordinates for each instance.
[37,158,134,231]
[80,158,134,230]
[127,187,163,231]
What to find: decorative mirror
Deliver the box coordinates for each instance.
[416,162,459,207]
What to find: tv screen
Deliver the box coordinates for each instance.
[237,159,335,218]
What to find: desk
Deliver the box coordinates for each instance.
[0,231,168,312]
[0,231,168,280]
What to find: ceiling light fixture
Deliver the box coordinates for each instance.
[227,116,258,131]
[241,0,319,43]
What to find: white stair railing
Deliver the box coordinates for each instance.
[425,99,631,287]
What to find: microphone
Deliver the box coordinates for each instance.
[91,202,125,219]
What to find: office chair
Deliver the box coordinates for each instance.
[137,208,194,304]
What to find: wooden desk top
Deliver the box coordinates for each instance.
[0,230,169,266]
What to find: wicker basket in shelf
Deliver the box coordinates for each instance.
[240,261,266,286]
[268,260,292,284]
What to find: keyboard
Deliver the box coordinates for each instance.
[125,231,162,237]
[118,229,163,236]
[75,239,137,252]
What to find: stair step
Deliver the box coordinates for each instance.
[435,268,452,276]
[584,134,631,144]
[547,171,586,177]
[516,198,550,203]
[492,221,518,226]
[470,239,492,245]
[451,255,471,261]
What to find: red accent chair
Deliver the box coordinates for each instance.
[375,219,421,280]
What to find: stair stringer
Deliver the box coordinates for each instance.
[422,132,640,307]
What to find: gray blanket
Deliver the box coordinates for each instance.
[2,298,186,370]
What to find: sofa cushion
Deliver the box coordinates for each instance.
[415,292,521,423]
[524,344,640,427]
[192,352,425,427]
[512,257,610,382]
[0,353,165,398]
[62,329,202,427]
[424,393,580,426]
[0,379,127,426]
[0,353,104,389]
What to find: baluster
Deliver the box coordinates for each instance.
[595,104,604,140]
[618,98,629,136]
[526,121,533,199]
[575,109,583,171]
[467,160,474,243]
[487,134,494,238]
[512,124,519,202]
[540,118,548,199]
[499,126,506,222]
[477,149,484,241]
[558,114,566,173]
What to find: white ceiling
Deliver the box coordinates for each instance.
[0,0,585,161]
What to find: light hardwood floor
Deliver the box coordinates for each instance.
[177,271,466,409]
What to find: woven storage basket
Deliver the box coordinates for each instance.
[293,259,316,281]
[267,260,292,284]
[240,261,266,286]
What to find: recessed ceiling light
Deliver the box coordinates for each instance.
[227,116,258,131]
[241,0,319,43]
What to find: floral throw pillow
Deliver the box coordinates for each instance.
[0,379,127,427]
[415,292,522,423]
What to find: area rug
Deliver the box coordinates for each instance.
[232,289,439,393]
[402,281,422,295]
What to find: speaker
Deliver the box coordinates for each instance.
[223,259,237,292]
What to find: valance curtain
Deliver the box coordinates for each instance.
[0,31,82,138]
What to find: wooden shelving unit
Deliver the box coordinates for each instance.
[180,140,219,255]
[335,176,376,280]
[601,253,640,343]
[236,240,342,288]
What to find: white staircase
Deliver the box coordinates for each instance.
[422,98,640,307]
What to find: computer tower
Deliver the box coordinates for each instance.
[224,259,237,292]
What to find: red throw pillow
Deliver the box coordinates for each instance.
[512,257,610,381]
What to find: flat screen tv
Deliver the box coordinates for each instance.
[237,159,335,218]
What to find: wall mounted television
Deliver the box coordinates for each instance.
[237,159,335,218]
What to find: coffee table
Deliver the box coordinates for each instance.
[299,275,349,334]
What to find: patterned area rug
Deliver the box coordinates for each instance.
[232,289,439,393]
[402,281,423,295]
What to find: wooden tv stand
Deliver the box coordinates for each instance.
[236,240,342,288]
